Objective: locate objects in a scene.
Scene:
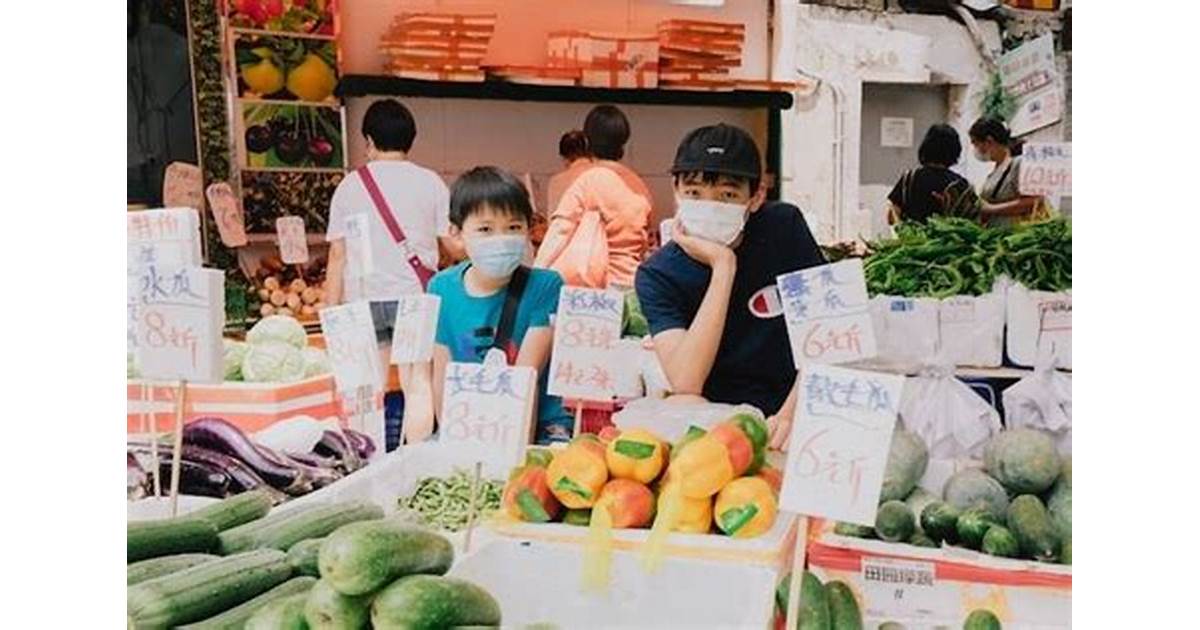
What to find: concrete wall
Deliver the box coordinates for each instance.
[772,3,1003,242]
[859,82,950,186]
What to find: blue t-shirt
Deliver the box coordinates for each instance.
[429,263,573,443]
[634,202,826,416]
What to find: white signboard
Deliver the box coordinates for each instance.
[880,117,914,148]
[999,34,1062,137]
[860,557,940,621]
[778,259,878,366]
[391,294,441,364]
[276,216,309,265]
[127,208,203,273]
[344,214,374,278]
[547,287,624,401]
[779,364,905,525]
[318,301,383,392]
[205,182,248,247]
[440,361,537,478]
[1019,142,1072,198]
[133,265,225,383]
[1037,295,1072,366]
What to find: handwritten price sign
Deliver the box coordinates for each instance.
[319,301,382,392]
[1019,142,1071,198]
[162,162,204,210]
[778,363,905,525]
[127,208,203,274]
[778,258,877,366]
[276,216,309,264]
[344,214,374,278]
[134,266,225,383]
[440,361,536,478]
[547,287,623,401]
[205,182,248,247]
[391,294,440,364]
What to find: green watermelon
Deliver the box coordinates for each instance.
[1045,457,1071,541]
[943,469,1009,522]
[874,501,915,543]
[984,429,1061,495]
[879,429,929,503]
[981,525,1020,558]
[920,501,961,545]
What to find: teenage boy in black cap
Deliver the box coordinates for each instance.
[635,124,826,449]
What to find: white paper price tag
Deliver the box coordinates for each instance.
[391,294,440,364]
[860,557,941,621]
[547,287,623,401]
[133,265,225,383]
[276,216,309,264]
[344,214,374,278]
[319,301,383,392]
[778,259,878,366]
[439,361,536,479]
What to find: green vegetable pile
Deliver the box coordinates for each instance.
[865,217,1071,297]
[397,471,505,533]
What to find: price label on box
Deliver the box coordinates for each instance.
[276,216,309,265]
[778,259,878,366]
[133,265,225,383]
[440,361,536,478]
[779,364,905,525]
[391,294,440,364]
[205,182,248,247]
[547,287,623,402]
[861,557,941,621]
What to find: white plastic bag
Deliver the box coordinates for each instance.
[899,367,1002,459]
[867,295,939,371]
[613,398,764,444]
[939,289,1005,368]
[1006,282,1072,369]
[1003,352,1072,454]
[253,415,340,454]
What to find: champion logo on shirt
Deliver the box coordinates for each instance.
[748,285,783,319]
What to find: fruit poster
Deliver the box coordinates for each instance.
[241,103,344,170]
[234,33,339,102]
[227,0,337,36]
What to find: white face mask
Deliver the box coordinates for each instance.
[675,197,747,245]
[465,234,526,279]
[974,147,991,162]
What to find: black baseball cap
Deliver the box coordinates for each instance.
[670,124,762,181]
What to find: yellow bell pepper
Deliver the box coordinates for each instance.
[667,434,734,499]
[547,439,609,509]
[713,477,778,538]
[656,486,713,534]
[605,428,666,484]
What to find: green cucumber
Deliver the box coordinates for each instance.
[1006,494,1060,562]
[178,576,316,629]
[128,554,219,585]
[304,578,372,630]
[956,507,999,550]
[981,526,1020,558]
[920,502,961,545]
[826,580,863,630]
[318,519,454,596]
[127,549,293,629]
[908,531,938,548]
[562,508,592,526]
[128,517,220,563]
[219,501,384,554]
[189,490,275,531]
[371,575,501,630]
[874,501,915,543]
[287,538,325,577]
[904,488,938,534]
[246,592,310,630]
[963,609,1002,630]
[833,522,876,539]
[878,623,907,630]
[1060,539,1071,565]
[776,571,831,630]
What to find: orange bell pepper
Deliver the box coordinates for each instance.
[596,479,655,528]
[707,423,754,477]
[713,477,778,538]
[502,466,562,523]
[667,434,734,499]
[605,428,666,484]
[755,464,783,496]
[547,439,609,509]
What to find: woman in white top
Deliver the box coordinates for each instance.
[969,117,1043,227]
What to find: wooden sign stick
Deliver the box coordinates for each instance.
[168,380,189,517]
[783,515,811,630]
[462,461,484,554]
[573,403,584,439]
[144,380,162,497]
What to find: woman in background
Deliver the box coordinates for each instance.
[969,117,1045,226]
[886,123,979,224]
[545,130,593,219]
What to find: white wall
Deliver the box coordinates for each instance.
[772,3,1004,242]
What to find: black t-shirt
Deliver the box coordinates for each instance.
[634,202,826,416]
[887,166,979,222]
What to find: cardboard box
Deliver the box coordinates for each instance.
[547,31,659,88]
[127,375,341,434]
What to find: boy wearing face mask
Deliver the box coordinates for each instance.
[418,166,573,445]
[635,124,826,450]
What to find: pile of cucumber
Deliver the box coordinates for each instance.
[835,429,1072,566]
[127,490,502,629]
[774,571,863,630]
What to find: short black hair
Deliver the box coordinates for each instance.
[584,105,630,161]
[362,99,416,152]
[969,117,1011,146]
[559,130,590,161]
[917,124,963,166]
[672,171,760,197]
[449,166,533,228]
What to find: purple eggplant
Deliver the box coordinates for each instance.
[343,429,377,460]
[128,452,149,501]
[182,417,306,492]
[314,430,362,472]
[156,458,231,498]
[282,454,344,490]
[128,442,287,503]
[285,451,339,469]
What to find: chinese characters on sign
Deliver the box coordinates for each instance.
[344,214,373,278]
[318,301,382,392]
[440,361,536,478]
[391,294,440,364]
[127,208,203,273]
[205,182,248,247]
[1018,142,1071,198]
[276,216,309,265]
[778,363,905,525]
[134,266,225,383]
[999,34,1062,137]
[162,162,204,210]
[777,258,878,366]
[547,287,623,401]
[860,557,940,621]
